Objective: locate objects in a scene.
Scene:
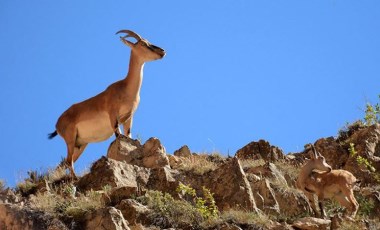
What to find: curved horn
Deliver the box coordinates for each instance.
[116,30,142,41]
[310,144,320,157]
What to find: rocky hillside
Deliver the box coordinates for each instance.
[1,122,380,230]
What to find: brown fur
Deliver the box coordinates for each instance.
[296,145,359,218]
[49,30,165,178]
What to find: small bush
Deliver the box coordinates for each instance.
[356,194,375,217]
[176,183,219,220]
[364,96,380,126]
[140,190,203,228]
[16,180,38,196]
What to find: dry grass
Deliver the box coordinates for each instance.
[240,159,266,170]
[30,183,105,220]
[0,179,5,191]
[178,153,219,175]
[221,210,272,228]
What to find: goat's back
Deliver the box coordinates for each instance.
[317,169,357,187]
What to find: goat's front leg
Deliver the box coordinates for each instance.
[318,201,326,218]
[123,116,133,138]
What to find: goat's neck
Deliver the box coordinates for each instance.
[298,163,315,185]
[123,52,145,99]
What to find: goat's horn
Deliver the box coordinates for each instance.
[311,145,319,156]
[116,30,142,41]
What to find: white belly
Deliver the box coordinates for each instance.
[76,112,114,144]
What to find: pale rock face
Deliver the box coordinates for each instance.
[292,217,331,230]
[107,135,169,169]
[84,207,130,230]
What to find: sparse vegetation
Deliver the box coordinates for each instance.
[177,153,219,175]
[221,210,272,228]
[364,95,380,126]
[176,183,219,220]
[139,190,203,228]
[348,143,376,172]
[0,179,5,191]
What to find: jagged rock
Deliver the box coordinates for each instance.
[168,155,183,169]
[246,162,288,186]
[0,203,68,230]
[106,186,138,206]
[314,137,348,169]
[173,145,192,158]
[108,136,169,168]
[250,178,280,215]
[207,157,258,212]
[77,157,142,191]
[271,183,311,217]
[344,123,380,184]
[235,139,286,162]
[313,123,380,185]
[0,188,20,204]
[292,217,331,230]
[147,167,179,196]
[116,199,150,226]
[84,207,130,230]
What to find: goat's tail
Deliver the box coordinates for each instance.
[48,130,58,139]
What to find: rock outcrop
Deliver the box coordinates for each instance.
[1,122,380,229]
[235,139,286,162]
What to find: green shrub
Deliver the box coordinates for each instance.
[363,95,380,126]
[176,183,219,220]
[140,190,203,228]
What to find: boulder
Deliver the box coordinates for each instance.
[292,217,331,230]
[173,145,192,158]
[84,207,130,230]
[250,178,280,215]
[314,137,348,169]
[77,157,141,191]
[147,167,179,196]
[207,157,258,212]
[0,203,68,230]
[106,186,138,206]
[108,136,169,168]
[235,139,286,162]
[116,199,150,226]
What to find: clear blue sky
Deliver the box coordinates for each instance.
[1,1,379,186]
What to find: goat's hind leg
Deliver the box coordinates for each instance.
[335,193,357,218]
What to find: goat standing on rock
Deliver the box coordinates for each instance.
[48,30,165,178]
[296,145,359,218]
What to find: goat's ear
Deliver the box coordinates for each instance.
[120,37,135,48]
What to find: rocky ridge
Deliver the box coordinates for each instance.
[0,122,379,229]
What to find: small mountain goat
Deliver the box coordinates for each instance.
[296,145,359,218]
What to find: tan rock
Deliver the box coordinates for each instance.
[77,157,140,191]
[207,157,258,212]
[0,203,68,230]
[107,136,169,168]
[235,139,285,162]
[84,207,130,230]
[116,199,150,226]
[292,217,331,230]
[173,145,191,158]
[250,178,280,215]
